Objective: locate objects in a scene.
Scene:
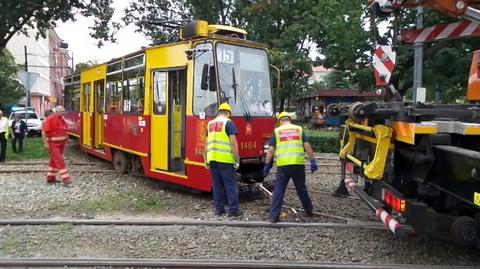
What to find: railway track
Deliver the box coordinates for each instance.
[0,218,387,230]
[0,258,475,268]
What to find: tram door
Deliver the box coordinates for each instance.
[169,69,186,172]
[151,68,186,172]
[81,82,92,147]
[93,80,105,148]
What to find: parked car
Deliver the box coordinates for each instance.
[8,110,42,136]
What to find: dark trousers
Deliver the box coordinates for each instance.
[270,165,313,220]
[12,134,24,153]
[209,161,239,214]
[0,132,6,162]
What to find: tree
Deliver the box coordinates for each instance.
[0,0,117,48]
[123,0,243,44]
[324,70,352,89]
[123,0,318,111]
[0,49,25,112]
[311,1,480,102]
[75,61,97,73]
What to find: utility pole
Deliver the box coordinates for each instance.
[413,7,424,103]
[24,45,30,108]
[23,45,29,143]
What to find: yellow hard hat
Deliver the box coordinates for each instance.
[277,111,291,121]
[218,103,232,112]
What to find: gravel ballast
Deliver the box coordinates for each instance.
[1,145,478,265]
[0,144,370,223]
[0,225,479,265]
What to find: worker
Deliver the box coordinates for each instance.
[42,105,72,186]
[0,110,10,163]
[263,111,318,223]
[204,103,242,217]
[10,113,28,153]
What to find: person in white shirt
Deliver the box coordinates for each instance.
[0,110,11,163]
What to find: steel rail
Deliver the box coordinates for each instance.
[2,162,104,166]
[0,169,116,173]
[0,218,387,230]
[0,258,475,269]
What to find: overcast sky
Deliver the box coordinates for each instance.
[55,0,149,65]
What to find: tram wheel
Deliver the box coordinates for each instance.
[450,216,479,246]
[112,150,129,174]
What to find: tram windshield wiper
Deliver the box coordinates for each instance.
[231,67,251,121]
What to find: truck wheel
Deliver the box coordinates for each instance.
[451,216,479,246]
[112,151,129,174]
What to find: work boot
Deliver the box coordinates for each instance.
[268,217,279,223]
[62,179,73,188]
[227,210,243,217]
[214,210,225,216]
[305,210,314,217]
[46,176,57,184]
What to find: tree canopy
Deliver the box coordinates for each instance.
[0,0,117,48]
[0,49,25,112]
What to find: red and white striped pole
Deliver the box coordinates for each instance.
[401,20,480,44]
[343,173,407,236]
[373,46,396,87]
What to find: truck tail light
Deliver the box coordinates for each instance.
[382,188,406,213]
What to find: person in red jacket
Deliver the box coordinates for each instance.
[42,106,72,186]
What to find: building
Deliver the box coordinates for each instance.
[296,89,385,125]
[6,28,70,116]
[308,66,331,85]
[49,29,71,107]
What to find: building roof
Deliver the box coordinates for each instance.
[312,66,330,73]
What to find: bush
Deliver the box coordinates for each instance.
[305,130,341,153]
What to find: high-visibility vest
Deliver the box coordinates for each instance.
[207,116,235,164]
[0,117,10,139]
[274,123,305,166]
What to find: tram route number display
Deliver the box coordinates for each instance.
[217,48,234,64]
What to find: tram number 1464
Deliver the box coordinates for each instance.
[240,141,257,151]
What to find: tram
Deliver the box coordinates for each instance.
[63,21,275,191]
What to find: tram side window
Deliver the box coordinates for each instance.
[122,77,145,114]
[193,42,217,117]
[106,80,122,113]
[73,87,80,111]
[153,71,167,115]
[64,85,73,111]
[82,83,91,112]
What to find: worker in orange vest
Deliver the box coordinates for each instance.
[42,106,72,186]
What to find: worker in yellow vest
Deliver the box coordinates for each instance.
[204,103,242,217]
[263,111,318,223]
[0,110,11,163]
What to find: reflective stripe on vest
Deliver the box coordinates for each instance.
[206,117,235,164]
[274,123,305,166]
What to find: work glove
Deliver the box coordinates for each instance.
[263,163,273,178]
[234,162,240,170]
[310,159,318,173]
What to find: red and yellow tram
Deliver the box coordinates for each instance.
[63,21,275,191]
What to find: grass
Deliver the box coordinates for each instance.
[56,223,73,233]
[0,237,17,252]
[5,136,49,161]
[47,201,68,211]
[304,129,340,138]
[71,190,173,214]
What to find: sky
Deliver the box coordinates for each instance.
[55,0,150,65]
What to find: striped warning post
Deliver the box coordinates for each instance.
[401,20,480,44]
[376,208,402,234]
[373,46,396,86]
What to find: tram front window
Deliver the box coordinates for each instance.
[216,43,273,117]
